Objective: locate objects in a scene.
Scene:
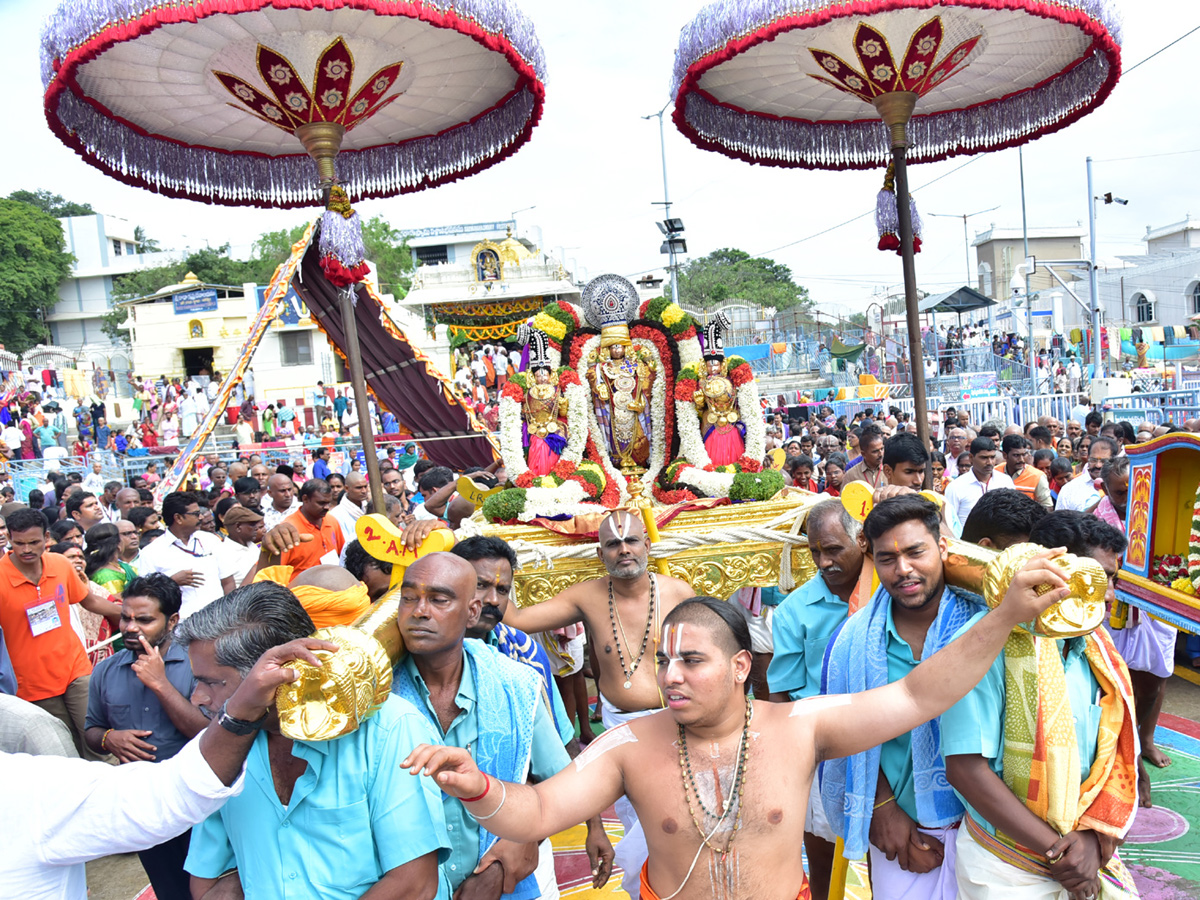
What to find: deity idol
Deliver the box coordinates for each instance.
[522,330,568,476]
[693,312,745,466]
[582,275,658,476]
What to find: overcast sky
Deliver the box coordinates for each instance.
[5,0,1199,317]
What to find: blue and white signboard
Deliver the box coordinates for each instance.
[173,288,219,315]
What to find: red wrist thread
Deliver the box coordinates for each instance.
[460,775,491,804]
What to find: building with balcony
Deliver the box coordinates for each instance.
[50,214,175,352]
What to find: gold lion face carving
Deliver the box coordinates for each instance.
[275,626,393,741]
[982,543,1108,638]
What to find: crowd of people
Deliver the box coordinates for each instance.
[0,379,1186,900]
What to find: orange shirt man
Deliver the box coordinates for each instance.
[0,507,118,759]
[280,479,344,576]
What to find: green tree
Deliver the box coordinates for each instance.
[133,225,161,253]
[847,312,868,327]
[8,189,95,218]
[362,215,413,298]
[0,200,74,352]
[677,248,812,312]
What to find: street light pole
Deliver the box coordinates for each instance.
[1020,146,1036,390]
[1087,156,1103,379]
[929,205,999,328]
[643,103,679,304]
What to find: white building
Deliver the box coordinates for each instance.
[1094,218,1200,331]
[398,220,581,369]
[50,214,175,351]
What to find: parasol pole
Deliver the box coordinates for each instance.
[340,286,387,515]
[297,122,387,514]
[873,92,930,485]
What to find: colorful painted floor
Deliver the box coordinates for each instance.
[551,715,1200,899]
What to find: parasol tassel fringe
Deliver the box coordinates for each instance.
[319,185,370,288]
[875,162,921,256]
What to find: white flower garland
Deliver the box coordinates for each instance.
[678,333,703,368]
[675,463,736,497]
[739,377,766,463]
[560,379,589,465]
[522,480,588,517]
[675,397,713,469]
[498,388,527,479]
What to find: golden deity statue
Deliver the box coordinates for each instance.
[523,328,570,476]
[694,313,745,466]
[587,341,657,475]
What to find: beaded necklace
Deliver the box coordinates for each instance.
[607,573,656,690]
[677,696,753,854]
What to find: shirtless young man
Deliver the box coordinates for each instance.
[501,508,693,893]
[404,551,1071,900]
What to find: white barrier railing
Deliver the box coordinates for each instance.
[1018,393,1089,426]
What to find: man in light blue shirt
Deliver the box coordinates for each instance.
[822,495,984,900]
[392,553,585,900]
[942,511,1137,900]
[767,499,864,900]
[179,581,450,900]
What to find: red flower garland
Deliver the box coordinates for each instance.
[558,369,581,388]
[514,471,535,488]
[550,459,577,479]
[674,377,699,403]
[729,362,754,388]
[654,484,697,504]
[501,381,525,402]
[735,455,762,473]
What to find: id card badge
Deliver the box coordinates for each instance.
[320,549,340,566]
[27,599,61,636]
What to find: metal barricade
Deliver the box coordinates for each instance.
[8,455,124,504]
[1018,393,1089,427]
[951,395,1014,427]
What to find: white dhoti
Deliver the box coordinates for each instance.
[534,838,560,900]
[601,693,661,898]
[955,820,1138,899]
[868,823,960,900]
[805,768,835,843]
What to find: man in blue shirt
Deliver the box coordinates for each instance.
[822,495,984,900]
[312,446,331,482]
[85,574,208,900]
[180,581,450,900]
[767,500,864,900]
[942,511,1139,900]
[393,552,584,900]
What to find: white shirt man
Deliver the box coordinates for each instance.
[136,497,239,618]
[943,440,1016,524]
[330,473,369,545]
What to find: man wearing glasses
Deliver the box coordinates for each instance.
[136,492,238,619]
[381,467,414,519]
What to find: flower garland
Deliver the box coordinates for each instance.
[734,363,766,464]
[498,377,528,478]
[531,300,581,350]
[1189,477,1200,594]
[639,296,703,367]
[559,370,589,465]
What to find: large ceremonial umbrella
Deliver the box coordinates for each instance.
[41,0,545,507]
[670,0,1121,453]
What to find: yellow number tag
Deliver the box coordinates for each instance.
[354,513,456,586]
[456,476,503,507]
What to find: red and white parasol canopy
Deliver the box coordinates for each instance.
[671,0,1121,170]
[41,0,546,207]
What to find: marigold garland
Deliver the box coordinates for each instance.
[1189,478,1200,593]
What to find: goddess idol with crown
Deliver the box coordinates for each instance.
[692,311,746,466]
[583,276,659,476]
